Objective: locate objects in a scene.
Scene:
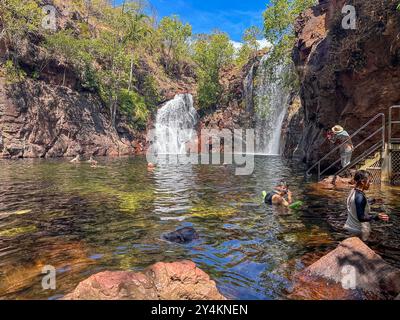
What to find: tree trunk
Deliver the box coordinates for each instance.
[62,67,66,86]
[128,54,134,92]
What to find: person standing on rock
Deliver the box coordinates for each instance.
[328,125,354,170]
[344,170,389,241]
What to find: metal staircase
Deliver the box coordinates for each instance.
[306,113,386,182]
[389,106,400,185]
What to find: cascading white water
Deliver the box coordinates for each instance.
[245,54,291,155]
[154,94,198,155]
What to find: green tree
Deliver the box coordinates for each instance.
[193,32,234,111]
[0,0,43,57]
[243,26,263,58]
[158,15,192,73]
[263,0,317,64]
[0,0,43,81]
[120,1,152,92]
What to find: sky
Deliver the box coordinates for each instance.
[116,0,270,43]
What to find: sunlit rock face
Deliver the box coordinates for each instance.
[63,260,226,300]
[290,0,400,164]
[289,237,400,300]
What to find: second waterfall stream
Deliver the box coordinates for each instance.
[244,53,291,155]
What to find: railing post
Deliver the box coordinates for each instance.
[389,106,392,146]
[383,113,386,148]
[318,162,321,181]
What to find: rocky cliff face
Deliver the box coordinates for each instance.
[0,76,145,158]
[0,1,197,159]
[286,0,400,165]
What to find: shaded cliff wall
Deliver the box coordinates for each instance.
[286,0,400,164]
[0,1,196,159]
[0,76,144,158]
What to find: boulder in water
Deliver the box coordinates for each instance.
[162,227,199,244]
[289,237,400,300]
[63,260,225,300]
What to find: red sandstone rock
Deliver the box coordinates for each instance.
[287,0,400,163]
[290,237,400,300]
[64,261,226,300]
[317,176,354,189]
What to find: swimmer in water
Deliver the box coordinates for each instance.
[263,181,293,207]
[70,155,80,163]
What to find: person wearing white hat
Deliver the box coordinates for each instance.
[328,125,354,169]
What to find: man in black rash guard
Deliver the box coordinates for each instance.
[344,170,389,241]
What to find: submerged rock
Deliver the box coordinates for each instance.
[162,227,199,244]
[317,176,354,189]
[290,237,400,300]
[63,260,225,300]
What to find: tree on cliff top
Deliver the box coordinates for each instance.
[262,0,317,86]
[0,0,43,81]
[193,32,234,112]
[158,15,192,75]
[263,0,316,63]
[0,0,42,56]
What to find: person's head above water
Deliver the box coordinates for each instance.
[274,181,289,195]
[353,170,371,191]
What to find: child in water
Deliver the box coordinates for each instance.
[344,170,389,241]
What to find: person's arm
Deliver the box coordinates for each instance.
[354,192,379,222]
[272,195,289,207]
[287,190,293,205]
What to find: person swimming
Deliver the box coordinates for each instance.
[87,156,98,167]
[344,170,389,241]
[70,155,80,163]
[263,181,293,207]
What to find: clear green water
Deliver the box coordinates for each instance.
[0,156,399,300]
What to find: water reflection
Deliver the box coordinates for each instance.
[0,156,399,300]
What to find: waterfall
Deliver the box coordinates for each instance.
[154,94,198,155]
[245,54,291,155]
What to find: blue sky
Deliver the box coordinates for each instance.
[116,0,269,42]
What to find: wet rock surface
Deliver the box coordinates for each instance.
[288,0,400,164]
[162,227,199,244]
[64,260,226,300]
[289,237,400,300]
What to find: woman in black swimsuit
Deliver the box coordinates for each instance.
[264,182,293,207]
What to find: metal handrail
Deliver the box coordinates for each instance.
[389,106,400,146]
[306,113,385,180]
[334,141,383,178]
[319,127,384,177]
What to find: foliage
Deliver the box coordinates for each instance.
[193,32,234,111]
[243,26,263,56]
[262,0,317,89]
[158,15,192,73]
[44,1,158,129]
[235,26,265,68]
[119,89,149,129]
[0,0,43,55]
[263,0,316,64]
[4,60,26,83]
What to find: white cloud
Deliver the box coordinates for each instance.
[230,39,272,52]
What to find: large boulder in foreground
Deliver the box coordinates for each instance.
[64,261,226,300]
[290,237,400,300]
